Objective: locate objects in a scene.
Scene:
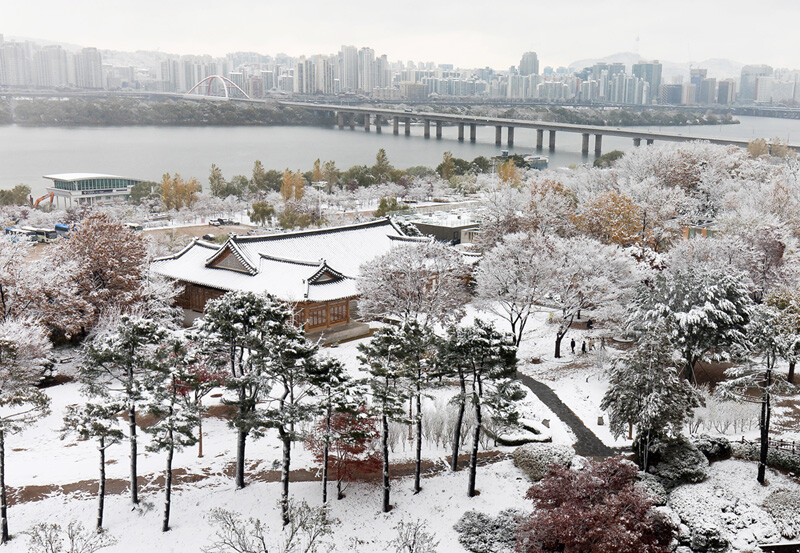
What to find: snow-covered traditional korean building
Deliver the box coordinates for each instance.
[151,219,425,331]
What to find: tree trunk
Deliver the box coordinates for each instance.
[337,478,343,501]
[381,413,390,513]
[414,377,422,494]
[197,397,204,458]
[450,372,466,472]
[789,361,796,385]
[163,438,174,532]
[0,430,8,544]
[758,371,772,485]
[97,437,106,530]
[554,331,564,359]
[322,404,330,504]
[468,394,481,498]
[129,402,139,505]
[235,428,247,489]
[280,429,291,526]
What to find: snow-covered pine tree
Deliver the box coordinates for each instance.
[61,401,124,530]
[81,312,167,505]
[145,338,199,532]
[258,318,317,527]
[438,319,521,497]
[305,357,357,504]
[600,324,701,470]
[358,326,410,513]
[393,322,438,494]
[0,317,51,543]
[629,265,753,383]
[718,303,797,484]
[196,291,284,490]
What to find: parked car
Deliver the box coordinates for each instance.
[202,233,216,241]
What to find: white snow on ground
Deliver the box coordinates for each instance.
[2,460,531,553]
[6,302,800,552]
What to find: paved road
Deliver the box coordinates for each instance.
[516,372,616,458]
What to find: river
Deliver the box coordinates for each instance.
[2,115,800,197]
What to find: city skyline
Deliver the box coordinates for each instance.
[2,0,800,70]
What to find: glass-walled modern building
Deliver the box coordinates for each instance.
[44,173,143,207]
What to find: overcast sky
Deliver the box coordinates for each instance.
[2,0,798,69]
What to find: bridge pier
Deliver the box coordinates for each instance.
[393,116,399,135]
[495,126,502,146]
[349,114,355,130]
[337,113,344,129]
[646,139,654,145]
[458,123,464,142]
[436,121,442,139]
[581,133,590,156]
[508,127,514,147]
[633,137,641,147]
[375,115,382,134]
[594,134,602,156]
[424,119,430,138]
[549,130,556,151]
[364,114,370,132]
[470,124,476,142]
[536,129,544,150]
[404,118,411,136]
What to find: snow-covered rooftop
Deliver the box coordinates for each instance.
[152,219,426,303]
[43,173,139,181]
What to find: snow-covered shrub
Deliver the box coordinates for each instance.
[388,519,439,553]
[647,437,708,490]
[668,482,779,552]
[636,472,669,506]
[731,441,800,474]
[453,509,521,553]
[763,489,800,539]
[512,443,574,482]
[692,434,732,462]
[26,522,116,553]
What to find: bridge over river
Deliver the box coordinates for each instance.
[280,101,800,156]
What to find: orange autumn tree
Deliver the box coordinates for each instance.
[497,159,520,186]
[574,190,642,247]
[280,169,306,201]
[161,173,201,210]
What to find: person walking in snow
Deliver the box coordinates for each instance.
[570,338,576,354]
[581,341,587,355]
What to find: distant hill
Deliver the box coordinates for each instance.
[568,52,744,81]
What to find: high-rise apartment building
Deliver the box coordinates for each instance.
[357,47,375,93]
[74,47,103,89]
[0,41,32,86]
[632,60,662,103]
[30,45,68,88]
[519,52,539,76]
[340,45,358,92]
[698,77,716,104]
[739,65,773,102]
[717,79,735,104]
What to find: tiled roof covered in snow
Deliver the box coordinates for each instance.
[152,219,426,303]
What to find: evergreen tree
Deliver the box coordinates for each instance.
[196,292,285,489]
[358,326,410,513]
[305,358,356,503]
[0,317,51,543]
[719,304,797,483]
[442,320,520,496]
[259,319,318,526]
[145,338,199,532]
[209,164,226,198]
[601,324,701,470]
[81,313,167,506]
[61,402,123,530]
[629,266,753,382]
